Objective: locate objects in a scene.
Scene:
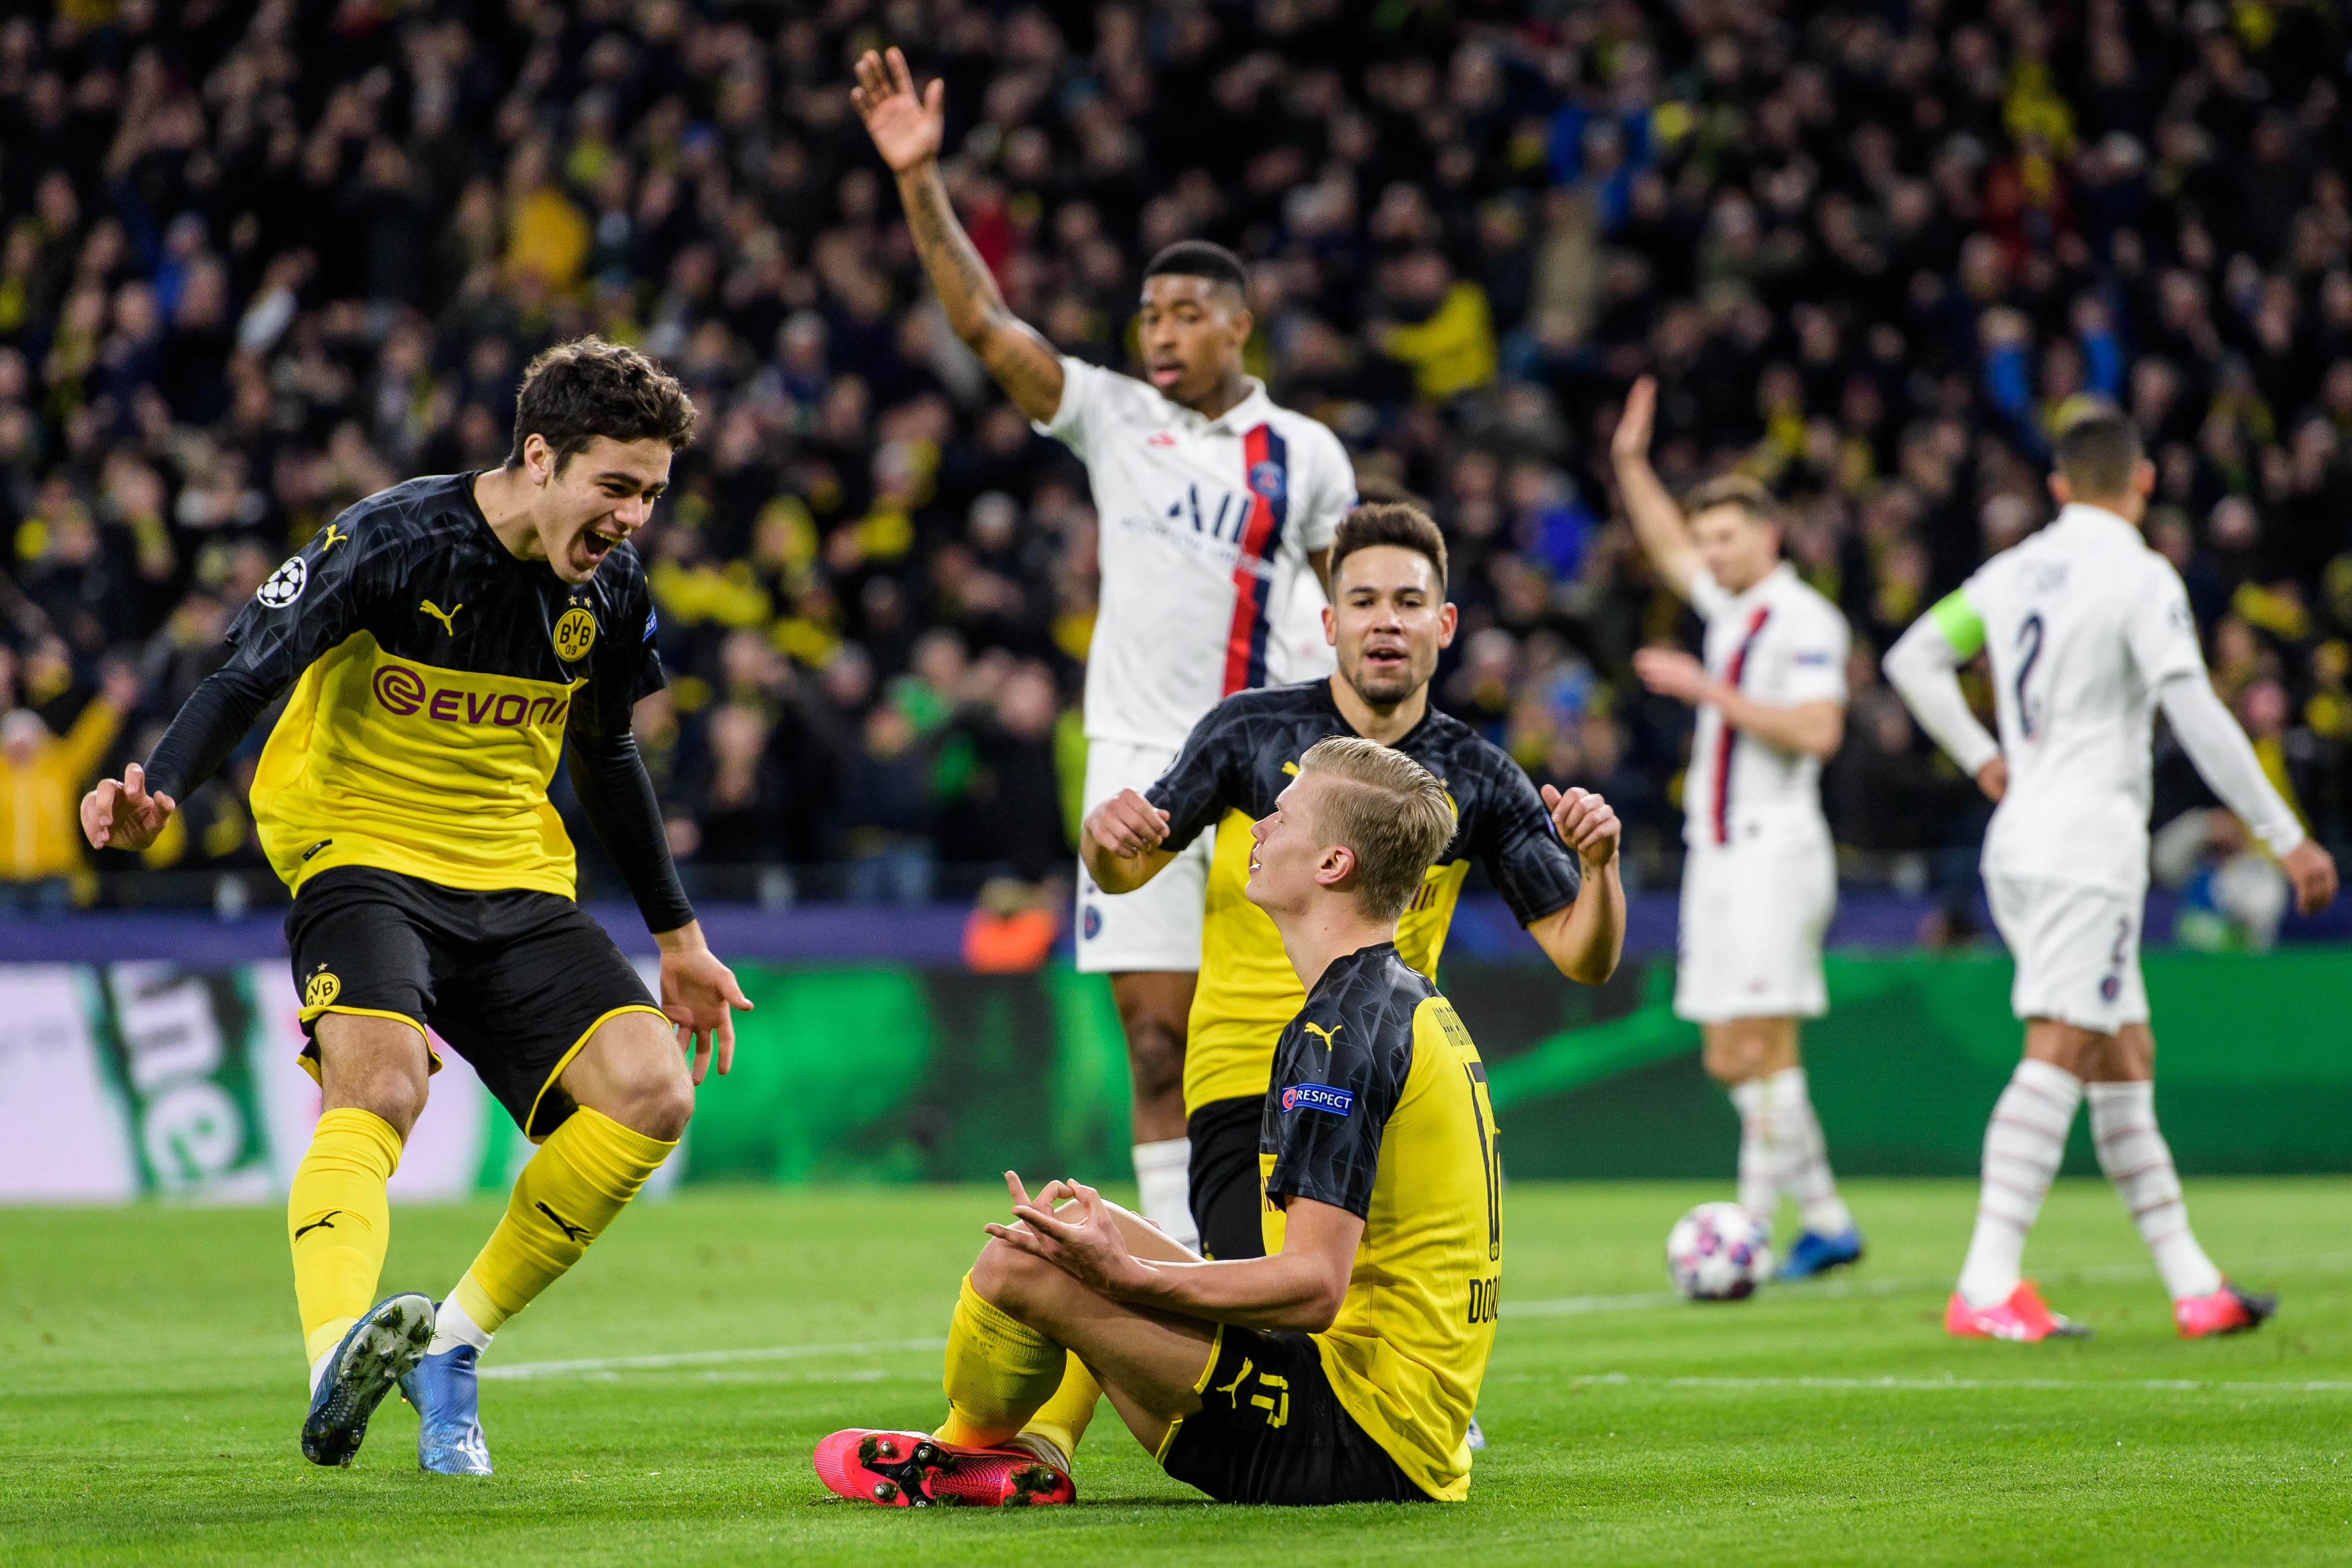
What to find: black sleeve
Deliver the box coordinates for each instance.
[1472,748,1582,927]
[1144,701,1241,852]
[1263,982,1418,1220]
[144,514,380,800]
[566,728,695,933]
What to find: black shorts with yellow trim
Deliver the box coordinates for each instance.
[1157,1324,1429,1506]
[285,865,665,1142]
[1186,1094,1268,1262]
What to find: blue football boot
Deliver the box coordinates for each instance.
[301,1293,434,1467]
[1776,1227,1865,1281]
[398,1311,493,1476]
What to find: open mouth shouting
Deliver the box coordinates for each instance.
[572,518,626,573]
[1147,358,1185,390]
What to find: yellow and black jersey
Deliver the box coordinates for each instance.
[1147,679,1581,1112]
[144,472,686,923]
[1258,942,1500,1502]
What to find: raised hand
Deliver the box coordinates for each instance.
[850,46,944,174]
[1612,375,1658,464]
[81,762,176,852]
[1542,784,1621,868]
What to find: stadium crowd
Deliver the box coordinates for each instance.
[2,0,2350,918]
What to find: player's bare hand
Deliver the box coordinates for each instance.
[1611,375,1657,464]
[987,1174,1147,1296]
[1542,785,1621,868]
[80,762,176,851]
[850,47,944,173]
[2281,840,2339,916]
[1633,646,1711,704]
[658,934,752,1084]
[1974,756,2009,803]
[1084,788,1170,858]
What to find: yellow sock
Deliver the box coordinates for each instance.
[933,1273,1064,1448]
[1017,1353,1102,1466]
[290,1108,403,1364]
[447,1107,674,1335]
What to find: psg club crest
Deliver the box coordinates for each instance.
[1082,904,1101,940]
[1248,460,1286,506]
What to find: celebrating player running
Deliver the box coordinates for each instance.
[855,46,1356,1250]
[1885,409,2337,1341]
[1611,377,1864,1281]
[82,339,749,1472]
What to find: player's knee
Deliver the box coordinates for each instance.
[968,1236,1055,1319]
[346,1072,427,1139]
[606,1067,694,1141]
[1123,1017,1185,1102]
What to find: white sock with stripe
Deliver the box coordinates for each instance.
[2087,1080,2223,1301]
[1761,1067,1853,1236]
[1727,1078,1779,1228]
[1957,1059,2083,1308]
[1131,1138,1198,1252]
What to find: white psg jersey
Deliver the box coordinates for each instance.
[1958,504,2210,892]
[1684,563,1849,848]
[1037,358,1354,748]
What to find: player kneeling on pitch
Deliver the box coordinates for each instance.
[815,738,1501,1506]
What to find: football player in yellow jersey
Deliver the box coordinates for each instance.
[79,339,750,1474]
[814,737,1515,1506]
[1078,503,1625,1260]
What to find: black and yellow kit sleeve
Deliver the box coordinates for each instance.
[1256,942,1501,1502]
[144,472,690,927]
[1147,679,1583,1112]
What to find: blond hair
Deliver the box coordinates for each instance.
[1297,735,1455,920]
[1682,473,1781,529]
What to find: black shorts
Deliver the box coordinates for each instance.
[1159,1324,1428,1506]
[285,866,665,1141]
[1187,1094,1268,1262]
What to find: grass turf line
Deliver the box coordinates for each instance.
[3,1179,2350,1567]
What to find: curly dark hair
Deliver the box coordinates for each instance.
[508,336,697,470]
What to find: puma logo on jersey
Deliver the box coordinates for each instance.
[1302,1021,1342,1052]
[419,600,464,635]
[318,523,350,553]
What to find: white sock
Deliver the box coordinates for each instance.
[1762,1067,1854,1236]
[1131,1138,1198,1252]
[2088,1080,2223,1301]
[1957,1058,2083,1308]
[427,1293,493,1358]
[1727,1079,1778,1228]
[309,1346,336,1395]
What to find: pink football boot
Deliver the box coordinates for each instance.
[813,1428,1075,1508]
[1944,1280,2092,1341]
[2174,1280,2276,1339]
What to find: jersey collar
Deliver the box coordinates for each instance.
[1316,676,1440,752]
[2053,502,2139,537]
[1173,377,1272,434]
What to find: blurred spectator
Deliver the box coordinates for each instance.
[0,663,134,909]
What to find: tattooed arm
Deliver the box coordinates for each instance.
[852,46,1065,424]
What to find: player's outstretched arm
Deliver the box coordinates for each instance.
[853,47,1064,424]
[1079,788,1176,893]
[1527,786,1626,985]
[1611,376,1703,599]
[1884,599,2005,798]
[1633,644,1846,758]
[988,1173,1360,1333]
[2154,671,2340,915]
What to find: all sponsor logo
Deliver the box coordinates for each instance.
[372,663,570,728]
[1279,1082,1353,1117]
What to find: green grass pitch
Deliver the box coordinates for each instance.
[5,1179,2350,1567]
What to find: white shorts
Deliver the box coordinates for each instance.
[1985,874,2149,1034]
[1673,838,1835,1023]
[1074,738,1211,975]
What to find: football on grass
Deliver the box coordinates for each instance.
[1666,1202,1773,1301]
